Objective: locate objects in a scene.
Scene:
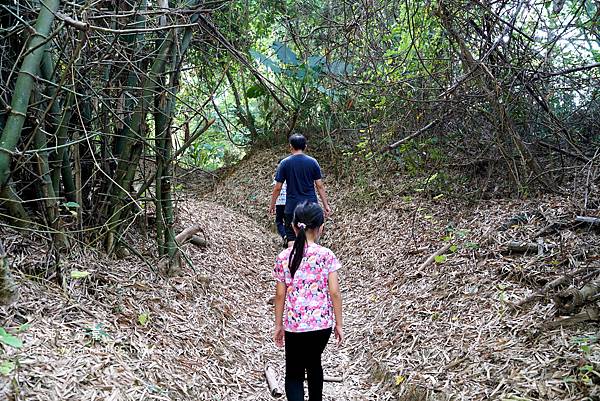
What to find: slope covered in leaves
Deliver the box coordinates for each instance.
[1,148,598,400]
[0,197,356,400]
[209,149,600,401]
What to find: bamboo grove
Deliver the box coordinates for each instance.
[0,1,220,273]
[1,0,599,279]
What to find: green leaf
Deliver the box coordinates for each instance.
[434,255,446,264]
[138,313,150,326]
[85,323,109,343]
[63,201,80,209]
[17,323,30,333]
[0,328,23,349]
[70,270,90,279]
[456,229,470,239]
[0,361,15,375]
[249,50,281,73]
[465,241,479,250]
[449,244,458,253]
[307,55,325,69]
[316,85,335,98]
[326,60,353,76]
[246,84,266,98]
[271,41,299,65]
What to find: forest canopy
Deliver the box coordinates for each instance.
[0,0,599,266]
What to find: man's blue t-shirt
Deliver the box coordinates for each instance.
[275,154,322,214]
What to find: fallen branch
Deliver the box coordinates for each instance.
[158,225,206,274]
[554,278,600,315]
[543,306,599,329]
[511,266,591,309]
[189,235,208,248]
[575,216,600,226]
[417,243,452,272]
[264,365,283,398]
[175,225,204,245]
[506,241,546,254]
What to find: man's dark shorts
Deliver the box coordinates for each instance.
[284,213,296,242]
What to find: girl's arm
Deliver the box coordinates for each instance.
[328,271,343,344]
[274,282,286,347]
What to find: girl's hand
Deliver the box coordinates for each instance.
[334,324,344,346]
[274,326,284,348]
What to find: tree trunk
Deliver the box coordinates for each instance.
[35,51,67,247]
[114,0,148,156]
[0,184,31,228]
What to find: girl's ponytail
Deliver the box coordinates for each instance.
[288,202,324,278]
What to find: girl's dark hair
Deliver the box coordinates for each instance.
[288,202,324,278]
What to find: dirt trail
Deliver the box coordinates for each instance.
[0,196,373,400]
[1,149,599,401]
[205,149,600,401]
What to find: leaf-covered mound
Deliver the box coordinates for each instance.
[210,148,600,401]
[1,199,350,400]
[1,147,598,400]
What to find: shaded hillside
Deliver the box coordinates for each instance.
[1,199,317,400]
[209,149,600,400]
[1,148,598,401]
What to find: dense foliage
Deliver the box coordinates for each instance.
[0,0,598,267]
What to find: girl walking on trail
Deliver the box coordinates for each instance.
[273,202,343,401]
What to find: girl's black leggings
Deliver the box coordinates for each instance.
[284,328,332,401]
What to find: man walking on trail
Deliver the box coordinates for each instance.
[269,134,331,247]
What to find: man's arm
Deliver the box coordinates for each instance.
[315,179,331,217]
[269,181,283,215]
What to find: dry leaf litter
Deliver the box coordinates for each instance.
[0,148,597,400]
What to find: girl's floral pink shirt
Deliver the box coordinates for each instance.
[273,243,341,332]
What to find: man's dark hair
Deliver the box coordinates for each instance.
[289,133,306,151]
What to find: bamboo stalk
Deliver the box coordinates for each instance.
[0,0,61,190]
[0,240,18,305]
[103,29,177,252]
[0,183,31,228]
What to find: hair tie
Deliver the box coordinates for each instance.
[297,223,307,230]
